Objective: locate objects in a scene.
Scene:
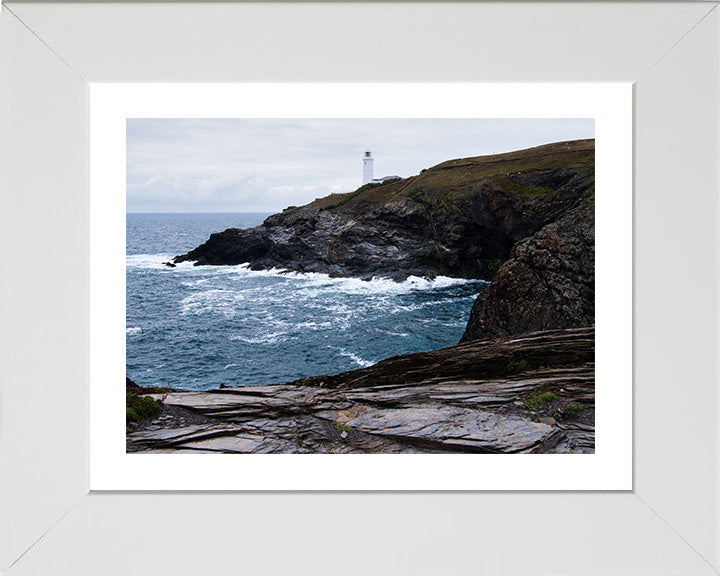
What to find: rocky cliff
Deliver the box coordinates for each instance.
[174,139,595,281]
[461,194,594,342]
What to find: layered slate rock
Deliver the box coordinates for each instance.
[174,140,595,281]
[127,327,595,454]
[461,196,594,342]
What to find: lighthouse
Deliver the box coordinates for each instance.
[362,149,374,184]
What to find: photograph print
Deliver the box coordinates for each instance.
[125,118,595,454]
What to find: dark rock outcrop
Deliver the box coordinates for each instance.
[461,195,594,342]
[127,327,595,454]
[126,376,142,393]
[175,139,595,281]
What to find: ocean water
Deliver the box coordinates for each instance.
[126,213,488,390]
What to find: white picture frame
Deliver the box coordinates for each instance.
[1,2,718,574]
[90,83,631,491]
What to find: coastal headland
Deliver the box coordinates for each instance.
[128,139,596,454]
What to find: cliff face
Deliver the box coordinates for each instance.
[175,139,595,281]
[460,195,594,342]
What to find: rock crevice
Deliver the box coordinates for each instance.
[461,195,594,342]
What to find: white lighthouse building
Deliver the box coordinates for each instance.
[362,149,402,186]
[362,149,374,184]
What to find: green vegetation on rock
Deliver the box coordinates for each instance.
[487,258,502,273]
[126,392,162,422]
[522,391,558,413]
[565,402,584,415]
[506,359,531,373]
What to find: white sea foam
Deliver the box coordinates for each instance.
[126,254,252,274]
[297,273,482,297]
[229,331,286,345]
[338,348,374,368]
[180,289,246,317]
[126,326,143,336]
[178,261,481,293]
[181,278,211,288]
[128,255,486,293]
[293,320,335,330]
[126,254,174,269]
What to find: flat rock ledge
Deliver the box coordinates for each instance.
[127,327,594,454]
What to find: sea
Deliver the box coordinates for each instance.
[126,213,488,391]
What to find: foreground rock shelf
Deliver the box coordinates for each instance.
[127,327,595,454]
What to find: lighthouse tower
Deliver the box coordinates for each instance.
[362,149,374,184]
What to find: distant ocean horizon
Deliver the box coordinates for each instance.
[126,212,488,391]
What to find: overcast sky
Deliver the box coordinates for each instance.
[127,118,594,213]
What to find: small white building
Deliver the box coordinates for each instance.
[371,175,402,184]
[362,149,401,185]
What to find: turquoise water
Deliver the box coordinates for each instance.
[126,213,488,390]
